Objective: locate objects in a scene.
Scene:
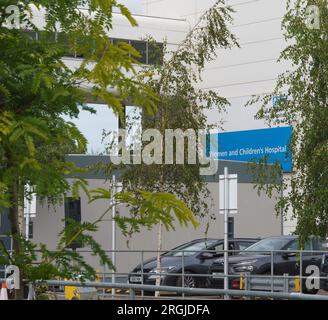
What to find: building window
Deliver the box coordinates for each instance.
[64,197,82,249]
[21,30,163,65]
[38,30,56,44]
[131,40,147,64]
[20,30,38,41]
[147,42,163,65]
[57,32,75,57]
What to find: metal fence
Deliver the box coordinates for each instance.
[70,248,328,295]
[2,247,328,300]
[33,279,328,300]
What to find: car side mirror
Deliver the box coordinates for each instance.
[283,252,297,259]
[200,252,215,259]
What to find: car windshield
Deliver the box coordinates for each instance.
[240,238,292,255]
[162,240,218,257]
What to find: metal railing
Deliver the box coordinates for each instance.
[1,247,328,300]
[37,279,328,300]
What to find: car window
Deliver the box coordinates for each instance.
[285,240,298,251]
[239,242,256,251]
[214,243,224,255]
[312,238,326,251]
[162,240,217,257]
[213,242,234,255]
[285,239,323,252]
[241,238,292,255]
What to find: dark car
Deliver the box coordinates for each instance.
[320,243,328,291]
[128,238,259,289]
[208,235,326,294]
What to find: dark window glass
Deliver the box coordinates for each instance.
[57,32,75,57]
[163,240,217,257]
[131,40,147,64]
[239,242,255,251]
[38,31,56,44]
[64,197,82,249]
[241,238,291,255]
[75,35,95,58]
[148,42,163,65]
[21,30,37,41]
[112,38,130,45]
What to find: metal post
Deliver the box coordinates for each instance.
[271,251,274,292]
[102,266,105,299]
[111,175,116,297]
[280,181,284,236]
[129,288,136,300]
[25,188,32,241]
[25,209,30,241]
[182,250,185,299]
[224,167,230,300]
[283,273,289,293]
[141,251,144,298]
[300,251,303,294]
[244,273,251,300]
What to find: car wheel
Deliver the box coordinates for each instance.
[177,274,196,288]
[176,272,199,295]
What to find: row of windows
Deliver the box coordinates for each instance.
[21,30,163,65]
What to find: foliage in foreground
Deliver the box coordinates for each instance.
[247,0,328,244]
[0,188,197,289]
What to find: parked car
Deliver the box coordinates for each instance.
[208,235,326,294]
[128,238,259,289]
[320,252,328,291]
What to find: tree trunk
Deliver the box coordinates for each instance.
[8,181,24,300]
[155,221,163,297]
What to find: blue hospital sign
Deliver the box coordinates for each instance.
[207,127,293,172]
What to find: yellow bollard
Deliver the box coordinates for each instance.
[294,276,300,293]
[65,285,80,300]
[240,273,245,290]
[95,269,101,283]
[64,278,80,300]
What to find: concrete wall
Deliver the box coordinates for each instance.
[32,176,281,274]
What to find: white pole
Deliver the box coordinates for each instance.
[111,175,116,297]
[25,207,30,241]
[25,194,31,241]
[224,167,230,300]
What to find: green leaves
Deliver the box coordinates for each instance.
[248,0,328,243]
[89,187,112,202]
[0,112,13,141]
[102,1,239,224]
[114,190,199,237]
[0,222,113,284]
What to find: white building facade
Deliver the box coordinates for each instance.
[23,3,290,274]
[142,0,296,235]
